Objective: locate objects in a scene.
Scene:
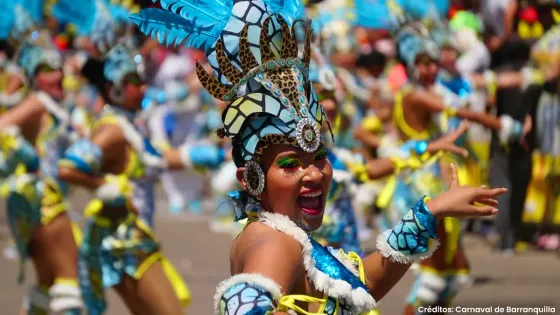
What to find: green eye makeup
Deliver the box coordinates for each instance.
[277,157,302,169]
[38,65,55,73]
[314,147,328,160]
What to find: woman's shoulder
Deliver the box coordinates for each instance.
[232,221,304,272]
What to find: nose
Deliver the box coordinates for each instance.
[302,164,324,185]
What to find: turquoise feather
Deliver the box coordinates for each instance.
[107,2,132,24]
[130,9,218,49]
[132,0,233,50]
[0,1,16,40]
[21,0,44,23]
[51,0,96,35]
[355,0,398,30]
[264,0,305,23]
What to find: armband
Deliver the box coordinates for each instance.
[377,196,439,264]
[214,274,282,315]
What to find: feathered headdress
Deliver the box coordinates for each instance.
[385,0,441,69]
[354,0,400,31]
[16,31,62,80]
[103,44,140,86]
[132,0,331,197]
[0,0,44,47]
[308,0,357,57]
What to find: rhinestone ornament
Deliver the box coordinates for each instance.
[295,118,321,153]
[243,160,265,196]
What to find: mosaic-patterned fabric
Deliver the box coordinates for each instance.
[219,282,275,315]
[387,197,437,256]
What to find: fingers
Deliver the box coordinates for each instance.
[474,198,499,207]
[469,205,499,216]
[449,163,459,189]
[443,144,469,157]
[475,187,508,198]
[450,121,469,140]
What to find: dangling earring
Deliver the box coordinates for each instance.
[109,85,124,105]
[411,67,420,81]
[243,160,265,197]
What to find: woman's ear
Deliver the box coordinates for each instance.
[236,167,248,191]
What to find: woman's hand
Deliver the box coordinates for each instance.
[426,121,469,157]
[427,164,507,221]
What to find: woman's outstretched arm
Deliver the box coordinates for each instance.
[361,165,507,301]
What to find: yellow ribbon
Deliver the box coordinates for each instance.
[376,151,443,209]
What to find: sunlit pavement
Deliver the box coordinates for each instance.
[0,189,559,315]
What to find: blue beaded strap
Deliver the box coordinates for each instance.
[413,141,429,156]
[376,196,439,264]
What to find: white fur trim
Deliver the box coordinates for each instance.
[214,273,283,314]
[114,116,168,168]
[178,143,192,169]
[259,212,377,313]
[95,181,122,202]
[332,169,353,184]
[483,70,496,86]
[36,91,70,124]
[499,115,514,144]
[2,125,21,137]
[376,230,440,264]
[49,283,84,312]
[328,248,360,278]
[521,67,533,90]
[415,286,439,304]
[0,90,24,107]
[27,287,51,310]
[452,274,473,292]
[419,272,446,290]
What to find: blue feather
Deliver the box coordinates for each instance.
[130,8,223,50]
[157,0,231,23]
[264,0,305,23]
[355,0,397,30]
[132,0,233,51]
[21,0,44,23]
[51,0,96,35]
[107,2,131,24]
[0,1,16,40]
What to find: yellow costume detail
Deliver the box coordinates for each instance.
[276,251,379,315]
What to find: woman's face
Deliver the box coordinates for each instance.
[439,47,458,72]
[246,144,333,231]
[415,54,439,84]
[35,64,64,101]
[120,72,146,111]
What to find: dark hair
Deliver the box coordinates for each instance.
[356,50,386,69]
[231,137,246,167]
[0,40,16,59]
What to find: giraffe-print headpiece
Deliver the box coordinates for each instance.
[133,0,332,165]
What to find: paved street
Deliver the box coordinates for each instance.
[0,189,559,314]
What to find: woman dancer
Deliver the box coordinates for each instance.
[57,44,226,314]
[134,1,507,314]
[0,33,84,315]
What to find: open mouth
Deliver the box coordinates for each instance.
[297,189,323,216]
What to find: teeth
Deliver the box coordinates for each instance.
[302,190,322,197]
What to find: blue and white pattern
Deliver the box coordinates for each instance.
[219,282,275,315]
[103,45,138,86]
[377,197,439,264]
[61,140,103,176]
